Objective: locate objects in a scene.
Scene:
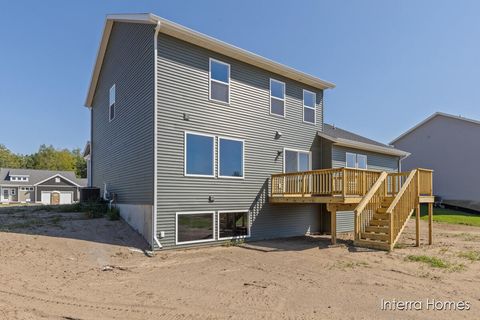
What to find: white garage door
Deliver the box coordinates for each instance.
[41,192,51,204]
[59,192,73,204]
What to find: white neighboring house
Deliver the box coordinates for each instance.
[391,112,480,210]
[0,168,86,204]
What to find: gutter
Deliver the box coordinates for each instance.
[152,21,163,249]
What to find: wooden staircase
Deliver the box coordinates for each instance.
[354,170,421,251]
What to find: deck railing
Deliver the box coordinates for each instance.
[417,168,433,196]
[270,168,382,198]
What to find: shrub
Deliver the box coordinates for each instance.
[106,207,120,221]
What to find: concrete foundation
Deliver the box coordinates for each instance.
[116,204,154,247]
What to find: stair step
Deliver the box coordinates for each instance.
[361,232,389,241]
[365,226,389,233]
[369,219,389,226]
[381,197,394,205]
[373,213,390,220]
[377,207,389,214]
[354,239,390,251]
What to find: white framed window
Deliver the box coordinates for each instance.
[176,211,215,245]
[346,152,368,169]
[218,210,250,240]
[109,84,116,122]
[284,148,311,173]
[209,58,230,104]
[184,132,215,177]
[11,189,16,195]
[218,136,244,179]
[55,177,61,183]
[270,79,285,117]
[303,90,316,124]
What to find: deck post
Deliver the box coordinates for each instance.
[428,202,433,245]
[342,168,347,198]
[329,205,337,245]
[415,203,420,247]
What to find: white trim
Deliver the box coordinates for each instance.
[33,173,81,187]
[317,131,410,157]
[302,89,316,125]
[209,58,231,104]
[85,14,335,107]
[283,148,312,173]
[175,211,216,245]
[269,78,286,118]
[217,210,251,240]
[390,112,480,144]
[217,136,245,179]
[184,131,216,178]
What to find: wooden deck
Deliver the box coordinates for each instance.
[270,167,434,250]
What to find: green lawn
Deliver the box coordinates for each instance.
[414,205,480,227]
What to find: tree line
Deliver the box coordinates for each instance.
[0,144,86,178]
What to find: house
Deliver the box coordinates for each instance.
[85,13,434,251]
[391,112,480,211]
[0,168,86,204]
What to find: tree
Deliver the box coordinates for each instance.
[0,144,22,168]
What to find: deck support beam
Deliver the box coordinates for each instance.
[415,203,420,247]
[327,204,337,245]
[428,203,433,245]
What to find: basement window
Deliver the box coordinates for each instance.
[109,84,116,122]
[218,211,249,240]
[176,212,215,244]
[270,79,285,117]
[209,59,230,103]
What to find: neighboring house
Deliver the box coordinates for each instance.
[0,168,86,204]
[391,112,480,209]
[85,13,430,251]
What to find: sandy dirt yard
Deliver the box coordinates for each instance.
[0,205,479,320]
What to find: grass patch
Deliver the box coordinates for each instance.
[415,206,480,227]
[330,260,369,270]
[458,250,480,261]
[406,255,449,268]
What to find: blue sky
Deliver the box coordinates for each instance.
[1,0,479,154]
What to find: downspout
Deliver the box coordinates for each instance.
[153,20,163,249]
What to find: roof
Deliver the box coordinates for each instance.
[85,13,335,107]
[318,124,410,157]
[390,112,480,144]
[0,168,86,187]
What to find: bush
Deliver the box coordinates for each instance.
[82,201,109,219]
[106,207,120,221]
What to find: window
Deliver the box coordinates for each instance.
[55,177,61,183]
[176,212,215,244]
[11,189,15,195]
[284,149,311,173]
[346,152,368,169]
[303,90,316,124]
[270,79,285,117]
[209,59,230,103]
[218,137,244,178]
[185,132,215,177]
[109,84,116,122]
[218,211,249,240]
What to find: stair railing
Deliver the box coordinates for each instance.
[386,169,418,250]
[353,171,388,241]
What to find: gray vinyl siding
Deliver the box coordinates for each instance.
[156,34,324,248]
[332,145,399,173]
[91,22,155,205]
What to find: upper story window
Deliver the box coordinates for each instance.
[284,149,311,173]
[346,152,367,169]
[218,137,244,178]
[209,59,230,103]
[109,84,116,122]
[270,79,285,117]
[185,132,215,177]
[10,175,29,182]
[303,90,316,124]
